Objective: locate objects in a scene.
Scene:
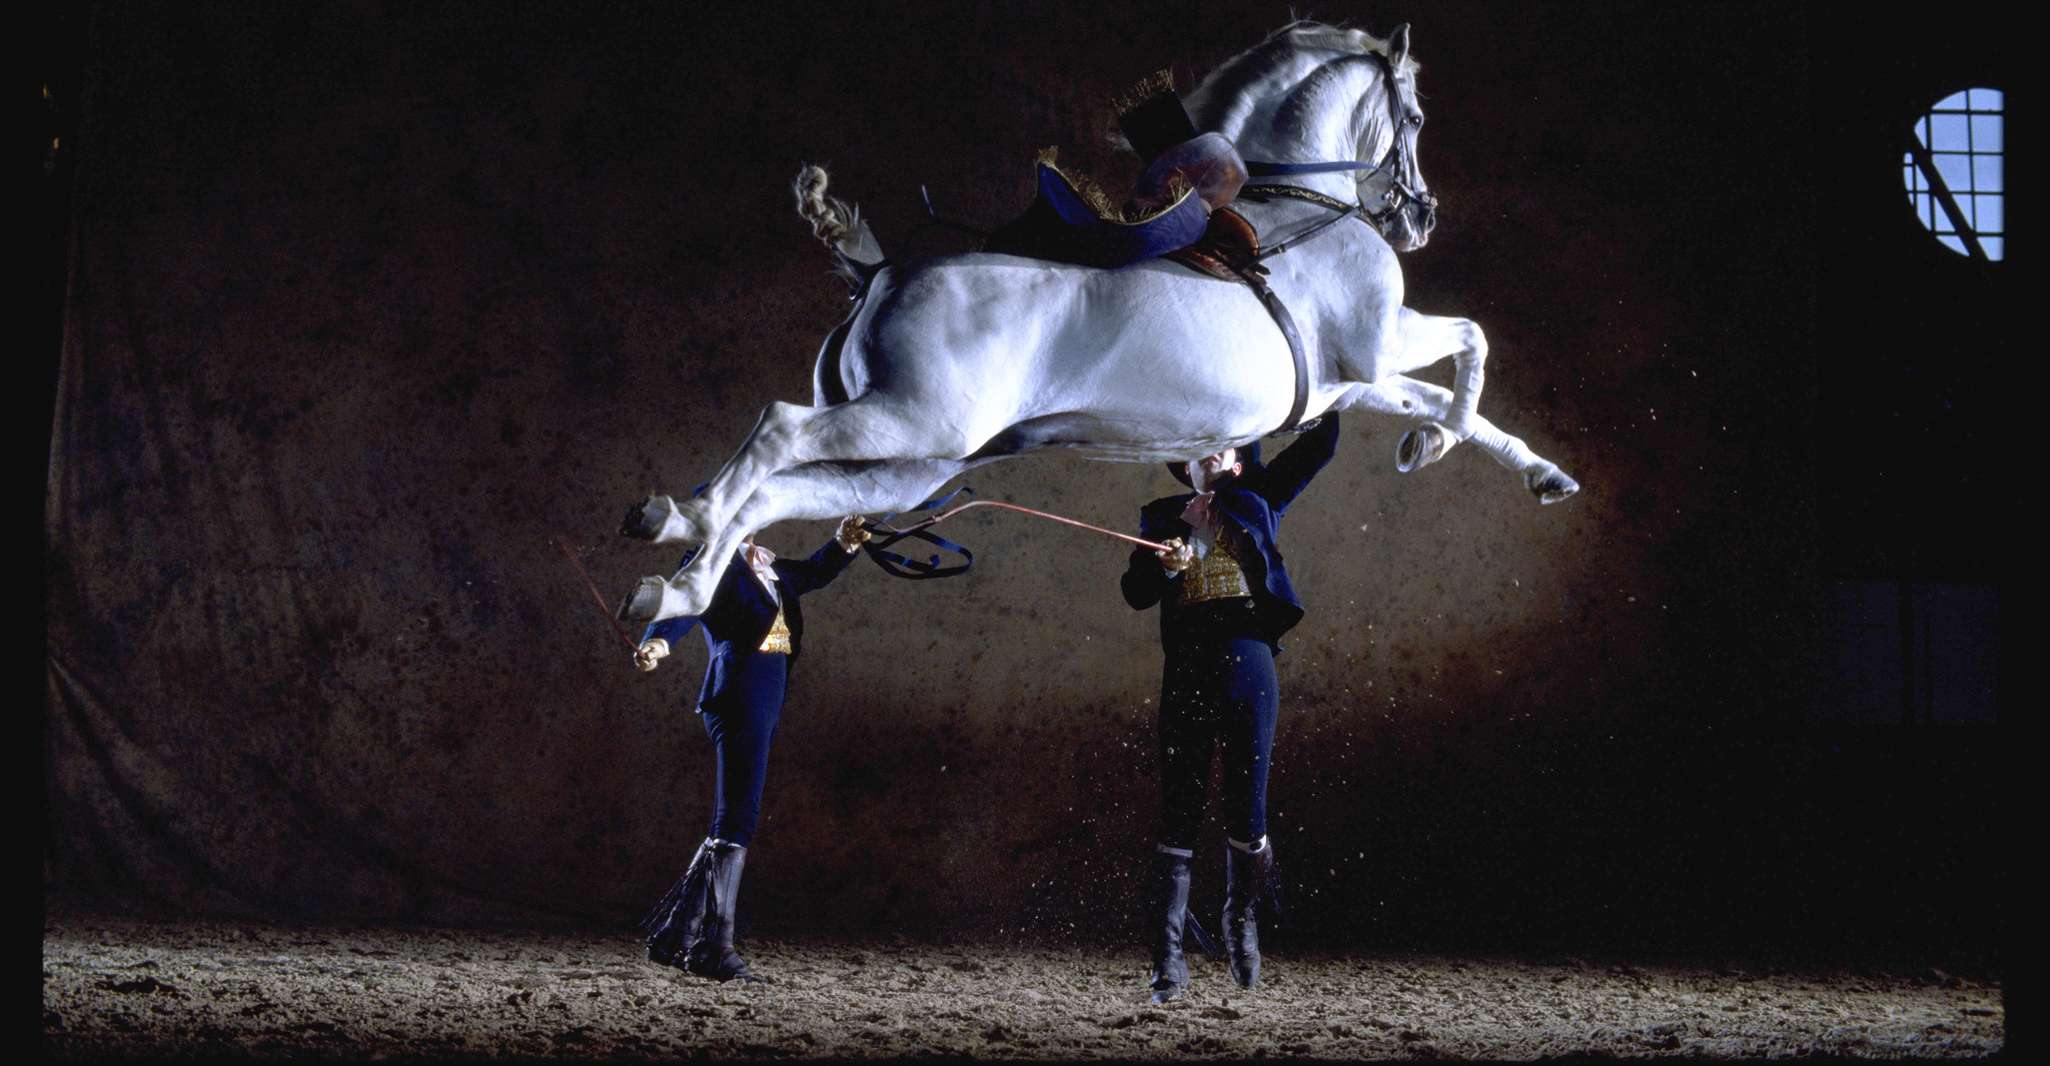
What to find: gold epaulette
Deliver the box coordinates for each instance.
[757,608,793,655]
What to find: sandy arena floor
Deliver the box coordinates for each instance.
[43,913,2003,1060]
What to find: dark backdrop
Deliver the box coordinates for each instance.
[43,1,2014,963]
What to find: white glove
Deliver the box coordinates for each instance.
[835,515,872,553]
[1156,537,1194,573]
[634,638,670,673]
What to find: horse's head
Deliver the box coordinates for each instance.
[1355,25,1437,251]
[1187,21,1440,251]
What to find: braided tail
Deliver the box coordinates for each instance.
[793,165,885,290]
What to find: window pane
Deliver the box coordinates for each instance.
[1971,114,2003,152]
[1974,195,2003,233]
[1905,88,2003,260]
[1935,153,1972,191]
[1929,114,1970,151]
[1975,155,2003,193]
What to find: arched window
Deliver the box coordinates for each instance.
[1903,89,2004,261]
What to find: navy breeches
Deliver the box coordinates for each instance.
[1157,605,1279,850]
[697,651,788,847]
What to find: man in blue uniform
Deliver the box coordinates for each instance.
[1121,414,1340,1003]
[633,515,869,982]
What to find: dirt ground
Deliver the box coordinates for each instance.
[43,913,2003,1060]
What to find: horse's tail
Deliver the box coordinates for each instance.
[794,164,885,292]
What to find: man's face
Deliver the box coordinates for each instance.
[1189,447,1242,491]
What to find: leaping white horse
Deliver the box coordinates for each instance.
[619,21,1577,624]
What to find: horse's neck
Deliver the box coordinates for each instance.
[1223,55,1393,205]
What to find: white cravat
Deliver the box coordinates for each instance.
[1179,492,1221,559]
[743,544,780,605]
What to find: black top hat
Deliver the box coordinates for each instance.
[1165,440,1263,487]
[1117,69,1199,165]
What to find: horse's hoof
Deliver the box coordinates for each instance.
[620,495,689,542]
[616,576,668,624]
[1528,467,1580,505]
[1395,423,1450,473]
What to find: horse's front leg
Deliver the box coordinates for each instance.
[1376,307,1488,472]
[1346,377,1579,504]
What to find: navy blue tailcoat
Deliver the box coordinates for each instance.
[1120,414,1341,651]
[641,538,859,711]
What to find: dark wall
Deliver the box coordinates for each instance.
[43,1,2010,961]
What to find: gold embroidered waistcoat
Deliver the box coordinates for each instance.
[757,608,794,655]
[1173,529,1252,606]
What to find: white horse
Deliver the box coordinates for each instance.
[619,21,1577,624]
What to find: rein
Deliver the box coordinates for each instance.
[1236,184,1369,261]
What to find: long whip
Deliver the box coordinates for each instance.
[554,536,642,658]
[874,498,1173,553]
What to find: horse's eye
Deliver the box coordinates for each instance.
[1408,114,1424,128]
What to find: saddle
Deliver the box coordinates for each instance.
[982,153,1215,269]
[978,76,1312,434]
[984,69,1256,272]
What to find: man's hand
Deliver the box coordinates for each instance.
[835,515,871,553]
[1156,537,1194,573]
[634,638,671,673]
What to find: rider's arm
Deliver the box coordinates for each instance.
[1122,545,1170,610]
[1255,412,1341,516]
[775,517,867,596]
[1122,511,1189,609]
[642,613,700,649]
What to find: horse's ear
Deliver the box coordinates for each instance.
[1387,23,1411,67]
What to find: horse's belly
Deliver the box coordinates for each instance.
[851,259,1310,456]
[1053,270,1301,438]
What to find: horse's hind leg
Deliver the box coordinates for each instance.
[623,395,984,545]
[1348,377,1579,504]
[620,399,827,546]
[618,458,981,624]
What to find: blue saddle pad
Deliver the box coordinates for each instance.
[984,165,1211,269]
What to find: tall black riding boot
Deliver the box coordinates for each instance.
[1147,845,1195,1004]
[1223,836,1274,988]
[684,839,762,983]
[640,838,715,970]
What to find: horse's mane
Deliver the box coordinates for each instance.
[1185,19,1417,135]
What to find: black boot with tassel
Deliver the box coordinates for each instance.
[640,838,714,970]
[1223,837,1276,988]
[683,839,761,983]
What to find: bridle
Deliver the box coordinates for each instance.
[1241,52,1436,235]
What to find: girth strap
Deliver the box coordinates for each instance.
[1230,265,1311,435]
